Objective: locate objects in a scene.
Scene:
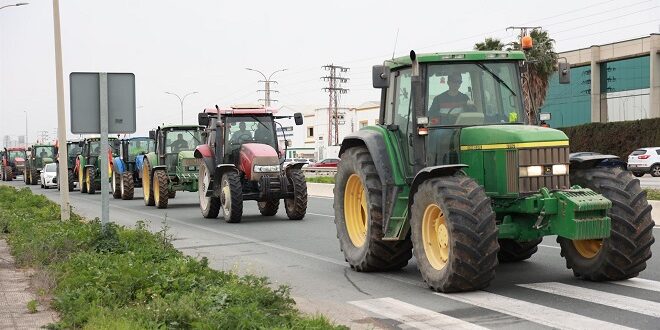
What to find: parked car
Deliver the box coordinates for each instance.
[309,158,340,167]
[627,147,660,177]
[282,158,310,168]
[40,163,58,189]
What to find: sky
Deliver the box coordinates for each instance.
[1,0,659,144]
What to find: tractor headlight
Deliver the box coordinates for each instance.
[187,166,197,171]
[552,164,569,175]
[253,165,280,173]
[519,165,543,177]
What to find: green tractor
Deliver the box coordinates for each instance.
[56,140,82,191]
[76,137,119,194]
[142,125,204,208]
[334,50,655,293]
[24,144,57,185]
[111,137,156,200]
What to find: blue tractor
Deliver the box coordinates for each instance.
[111,137,155,200]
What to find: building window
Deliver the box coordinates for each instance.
[359,120,368,129]
[307,127,314,138]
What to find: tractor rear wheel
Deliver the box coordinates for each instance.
[30,169,38,185]
[198,162,220,218]
[558,167,655,281]
[24,167,29,185]
[284,168,307,220]
[334,147,412,272]
[410,173,499,292]
[153,170,169,209]
[78,165,87,193]
[120,172,134,200]
[258,200,279,216]
[86,167,96,194]
[67,169,75,191]
[112,172,122,199]
[220,171,243,223]
[497,238,542,262]
[142,159,154,206]
[4,166,12,182]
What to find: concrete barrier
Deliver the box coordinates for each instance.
[307,182,659,225]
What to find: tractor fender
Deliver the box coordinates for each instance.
[134,155,145,173]
[112,157,126,174]
[569,153,625,170]
[340,130,396,186]
[214,164,239,180]
[151,165,167,175]
[143,153,158,170]
[408,164,469,207]
[194,144,214,159]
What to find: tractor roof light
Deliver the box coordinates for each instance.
[521,35,533,51]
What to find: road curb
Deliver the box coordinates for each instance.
[307,183,660,225]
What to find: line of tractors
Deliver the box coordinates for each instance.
[2,49,655,293]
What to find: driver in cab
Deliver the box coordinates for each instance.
[170,134,189,152]
[230,122,252,144]
[429,73,469,113]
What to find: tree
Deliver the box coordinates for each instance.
[511,29,558,124]
[474,38,505,51]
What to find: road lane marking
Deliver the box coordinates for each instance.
[435,291,633,330]
[307,212,334,218]
[350,297,486,330]
[538,244,560,250]
[519,282,660,318]
[611,278,660,293]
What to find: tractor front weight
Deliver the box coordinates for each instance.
[495,187,612,241]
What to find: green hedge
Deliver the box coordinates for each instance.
[0,186,342,330]
[559,118,660,160]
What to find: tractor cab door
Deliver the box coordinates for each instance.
[385,68,415,179]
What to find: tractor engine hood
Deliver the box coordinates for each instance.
[239,143,279,181]
[177,150,195,161]
[460,125,568,147]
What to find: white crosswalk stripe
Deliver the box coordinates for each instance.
[611,277,660,293]
[519,282,660,318]
[349,297,487,330]
[435,291,633,330]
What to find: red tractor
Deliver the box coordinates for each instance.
[1,147,26,181]
[195,106,307,223]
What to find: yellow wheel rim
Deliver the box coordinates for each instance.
[344,174,368,247]
[143,163,150,202]
[573,239,602,259]
[79,166,83,188]
[86,170,91,191]
[422,204,450,270]
[153,172,159,202]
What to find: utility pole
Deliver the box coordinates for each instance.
[246,68,287,107]
[507,26,542,124]
[37,130,49,143]
[322,64,349,146]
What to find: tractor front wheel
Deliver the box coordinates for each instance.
[153,170,169,209]
[24,168,30,185]
[86,167,96,194]
[78,166,87,193]
[121,172,134,200]
[410,173,498,292]
[112,172,122,199]
[334,146,412,272]
[198,162,220,218]
[220,171,243,223]
[497,238,542,262]
[67,169,75,191]
[30,169,38,185]
[4,166,12,182]
[558,167,655,281]
[142,159,154,206]
[284,168,307,220]
[258,200,279,216]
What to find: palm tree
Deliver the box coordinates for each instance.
[511,29,558,124]
[474,38,505,51]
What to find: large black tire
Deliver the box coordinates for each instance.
[220,171,243,223]
[153,170,169,209]
[258,200,280,216]
[142,159,154,206]
[410,173,499,292]
[168,191,177,198]
[30,169,38,185]
[112,172,122,199]
[284,168,307,220]
[4,166,12,182]
[558,167,655,281]
[497,238,542,262]
[198,162,220,219]
[86,167,96,194]
[334,147,413,272]
[78,165,87,193]
[24,167,30,185]
[651,164,660,177]
[120,172,134,200]
[67,168,75,192]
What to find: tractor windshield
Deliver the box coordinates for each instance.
[426,62,524,126]
[128,139,155,158]
[89,141,119,157]
[34,146,55,159]
[67,144,82,157]
[8,150,25,159]
[165,130,201,153]
[223,116,277,161]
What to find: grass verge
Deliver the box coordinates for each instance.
[0,186,343,329]
[645,188,660,200]
[305,177,335,184]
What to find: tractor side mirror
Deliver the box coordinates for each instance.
[294,112,303,125]
[372,65,390,88]
[149,130,156,140]
[558,62,570,84]
[198,112,210,126]
[78,141,84,147]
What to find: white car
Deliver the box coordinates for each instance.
[627,147,660,177]
[40,163,58,189]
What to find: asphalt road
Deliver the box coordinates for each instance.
[639,175,660,189]
[3,179,660,329]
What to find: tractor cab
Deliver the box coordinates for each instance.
[24,144,57,185]
[2,147,26,181]
[76,137,119,194]
[122,137,155,163]
[152,125,203,173]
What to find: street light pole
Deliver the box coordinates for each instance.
[23,110,27,147]
[165,91,198,124]
[245,68,287,107]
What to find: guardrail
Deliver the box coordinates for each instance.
[302,167,337,177]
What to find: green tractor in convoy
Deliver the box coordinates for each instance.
[142,125,204,208]
[76,137,119,194]
[56,140,82,191]
[334,50,655,292]
[111,137,155,200]
[24,144,57,185]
